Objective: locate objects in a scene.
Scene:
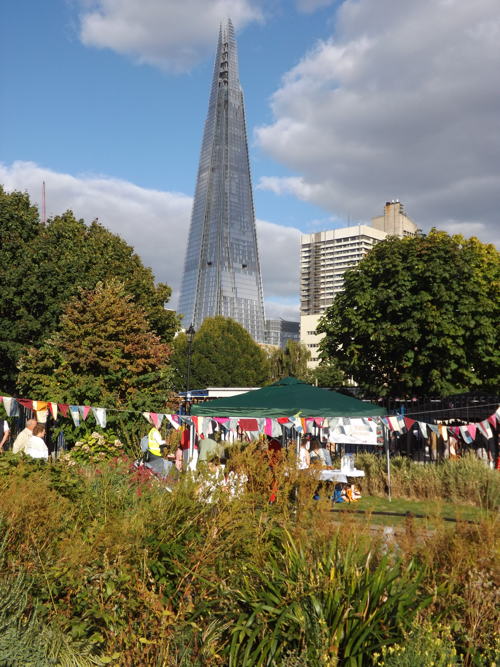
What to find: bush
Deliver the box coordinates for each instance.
[357,452,500,509]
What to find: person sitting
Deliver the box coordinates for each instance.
[332,483,346,504]
[352,484,362,500]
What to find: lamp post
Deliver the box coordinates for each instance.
[185,324,195,414]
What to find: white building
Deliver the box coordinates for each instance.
[300,202,417,368]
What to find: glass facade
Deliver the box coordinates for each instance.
[178,19,266,342]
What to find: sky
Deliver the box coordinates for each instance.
[1,0,499,322]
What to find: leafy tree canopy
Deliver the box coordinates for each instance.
[318,230,500,398]
[269,340,311,383]
[306,358,346,388]
[17,279,172,411]
[0,187,179,391]
[171,316,270,390]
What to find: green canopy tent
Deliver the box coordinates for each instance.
[191,377,385,417]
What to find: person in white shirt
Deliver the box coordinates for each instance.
[12,419,37,454]
[25,424,49,460]
[298,439,310,470]
[0,420,10,452]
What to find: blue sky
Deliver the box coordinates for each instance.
[2,0,499,320]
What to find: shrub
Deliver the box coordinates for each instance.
[63,431,125,464]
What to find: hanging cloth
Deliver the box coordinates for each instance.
[92,407,107,428]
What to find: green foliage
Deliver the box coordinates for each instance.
[17,279,173,411]
[0,188,179,391]
[171,316,270,389]
[357,452,500,510]
[269,339,311,382]
[318,229,500,397]
[374,622,459,666]
[224,532,432,666]
[0,453,497,664]
[63,431,125,465]
[306,357,346,387]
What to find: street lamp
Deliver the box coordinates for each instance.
[185,324,196,414]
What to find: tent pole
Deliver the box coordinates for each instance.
[383,424,391,502]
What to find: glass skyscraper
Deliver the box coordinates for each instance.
[178,19,266,342]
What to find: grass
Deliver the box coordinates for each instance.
[330,495,489,525]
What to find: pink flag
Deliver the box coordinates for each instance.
[467,424,477,440]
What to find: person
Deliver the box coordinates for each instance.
[320,437,333,466]
[309,439,323,465]
[332,483,346,504]
[298,438,310,470]
[25,424,49,460]
[198,433,223,463]
[143,426,172,478]
[0,418,10,452]
[12,418,37,454]
[175,444,183,472]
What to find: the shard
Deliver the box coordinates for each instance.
[178,19,266,342]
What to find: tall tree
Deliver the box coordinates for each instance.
[17,280,172,410]
[171,316,270,390]
[269,340,311,382]
[318,230,500,398]
[0,188,179,391]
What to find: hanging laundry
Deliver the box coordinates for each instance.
[92,407,107,428]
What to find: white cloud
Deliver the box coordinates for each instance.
[296,0,335,13]
[78,0,263,72]
[257,0,500,246]
[0,161,300,317]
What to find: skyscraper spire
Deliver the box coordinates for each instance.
[178,18,266,342]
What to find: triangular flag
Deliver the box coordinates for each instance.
[92,407,107,428]
[467,424,477,440]
[18,398,34,410]
[418,422,428,438]
[69,406,80,427]
[404,416,416,430]
[79,406,91,421]
[428,424,439,435]
[165,414,180,430]
[150,412,160,429]
[487,414,497,428]
[142,412,152,424]
[459,426,473,444]
[439,424,448,441]
[49,402,58,420]
[58,404,69,418]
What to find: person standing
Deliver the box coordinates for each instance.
[25,424,49,460]
[0,419,10,452]
[298,438,310,470]
[12,419,37,454]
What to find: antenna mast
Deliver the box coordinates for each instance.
[42,181,46,223]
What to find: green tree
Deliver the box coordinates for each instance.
[0,188,179,391]
[269,340,311,382]
[171,316,270,390]
[17,279,172,411]
[307,358,346,388]
[318,230,500,398]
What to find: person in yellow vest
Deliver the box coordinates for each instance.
[140,427,172,478]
